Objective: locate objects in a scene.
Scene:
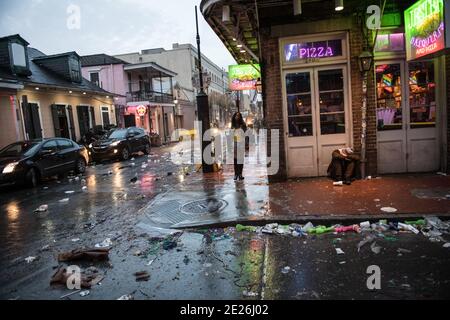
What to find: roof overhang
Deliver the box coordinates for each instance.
[201,0,413,65]
[124,62,177,78]
[0,81,24,90]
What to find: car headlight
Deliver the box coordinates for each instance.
[89,143,93,149]
[110,141,120,147]
[3,162,19,174]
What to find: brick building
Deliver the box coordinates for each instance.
[201,0,450,181]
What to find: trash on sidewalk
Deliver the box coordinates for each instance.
[134,271,150,282]
[381,207,398,213]
[398,222,420,234]
[34,205,48,213]
[57,248,110,262]
[94,238,113,248]
[335,225,360,233]
[130,176,138,183]
[25,256,37,263]
[333,181,343,186]
[71,238,80,242]
[162,238,177,250]
[397,248,412,254]
[59,198,70,203]
[117,294,134,300]
[308,226,334,235]
[358,235,376,252]
[443,243,450,248]
[79,290,90,297]
[51,266,104,289]
[242,290,258,297]
[405,219,426,226]
[281,266,291,274]
[65,191,75,194]
[335,248,345,255]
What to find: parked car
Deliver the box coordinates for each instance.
[0,139,89,188]
[88,127,150,162]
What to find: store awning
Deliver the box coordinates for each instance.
[201,0,413,65]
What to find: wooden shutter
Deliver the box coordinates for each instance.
[29,103,42,139]
[77,105,87,138]
[67,105,76,141]
[51,104,61,137]
[90,106,96,127]
[21,95,33,140]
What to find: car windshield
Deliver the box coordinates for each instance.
[107,129,128,140]
[0,142,41,158]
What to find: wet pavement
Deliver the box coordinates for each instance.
[0,143,450,300]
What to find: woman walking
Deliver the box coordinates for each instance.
[231,112,247,181]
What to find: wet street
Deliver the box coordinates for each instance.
[0,144,450,300]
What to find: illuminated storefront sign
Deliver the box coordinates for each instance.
[405,0,449,60]
[284,39,343,62]
[228,64,261,91]
[136,105,147,116]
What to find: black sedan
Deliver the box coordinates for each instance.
[0,138,89,188]
[88,127,150,162]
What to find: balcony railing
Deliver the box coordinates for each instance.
[126,91,174,104]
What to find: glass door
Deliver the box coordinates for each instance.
[375,62,408,173]
[376,60,439,173]
[284,65,350,177]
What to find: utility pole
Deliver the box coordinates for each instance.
[195,5,213,173]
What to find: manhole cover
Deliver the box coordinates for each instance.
[180,198,228,215]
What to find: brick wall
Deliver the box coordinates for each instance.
[260,27,287,182]
[260,17,378,181]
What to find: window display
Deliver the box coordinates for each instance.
[409,61,436,128]
[376,64,403,130]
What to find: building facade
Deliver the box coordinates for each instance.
[0,35,115,149]
[201,0,450,181]
[115,43,233,129]
[81,54,180,144]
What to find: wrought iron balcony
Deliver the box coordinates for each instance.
[126,90,174,104]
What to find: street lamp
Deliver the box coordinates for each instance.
[358,50,373,180]
[358,51,374,73]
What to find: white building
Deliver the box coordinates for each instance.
[115,43,233,129]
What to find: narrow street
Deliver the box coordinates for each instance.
[1,143,449,300]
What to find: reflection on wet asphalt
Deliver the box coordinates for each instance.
[0,145,450,300]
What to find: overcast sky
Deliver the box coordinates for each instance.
[0,0,236,69]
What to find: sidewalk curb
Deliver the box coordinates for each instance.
[176,212,450,230]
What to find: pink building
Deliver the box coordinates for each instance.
[81,54,179,144]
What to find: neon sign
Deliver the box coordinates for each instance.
[284,39,342,62]
[405,0,447,60]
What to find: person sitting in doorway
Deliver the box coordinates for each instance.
[327,147,360,185]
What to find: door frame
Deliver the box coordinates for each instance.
[279,31,353,177]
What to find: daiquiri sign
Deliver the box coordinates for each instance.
[405,0,450,60]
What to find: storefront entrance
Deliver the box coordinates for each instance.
[376,60,439,173]
[283,65,350,177]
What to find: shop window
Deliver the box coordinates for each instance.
[409,61,436,128]
[376,64,403,131]
[374,33,405,53]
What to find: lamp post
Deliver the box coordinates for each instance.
[195,5,213,173]
[358,50,373,179]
